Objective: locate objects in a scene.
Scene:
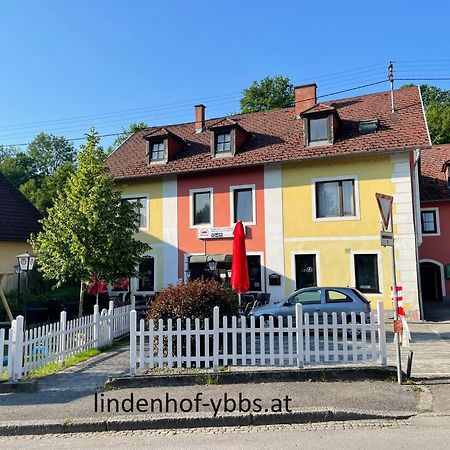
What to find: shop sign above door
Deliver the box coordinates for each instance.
[197,226,246,239]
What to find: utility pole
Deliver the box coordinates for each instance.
[388,61,395,113]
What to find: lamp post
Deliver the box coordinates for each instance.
[16,252,37,325]
[14,264,21,321]
[207,257,217,275]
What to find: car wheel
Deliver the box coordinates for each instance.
[346,316,362,339]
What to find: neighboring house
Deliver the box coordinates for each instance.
[418,144,450,307]
[0,172,42,293]
[106,85,430,318]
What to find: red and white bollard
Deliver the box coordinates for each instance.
[391,285,411,346]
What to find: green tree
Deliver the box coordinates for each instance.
[31,128,149,315]
[20,162,74,213]
[0,152,36,187]
[27,132,76,176]
[109,122,148,153]
[240,75,294,114]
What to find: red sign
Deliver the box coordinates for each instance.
[376,193,393,230]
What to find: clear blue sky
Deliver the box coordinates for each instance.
[0,0,449,150]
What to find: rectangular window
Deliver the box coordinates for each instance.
[215,133,231,152]
[309,117,329,142]
[150,141,165,161]
[233,188,253,223]
[122,197,148,229]
[421,210,438,234]
[193,191,211,225]
[247,255,262,291]
[138,256,154,291]
[316,179,355,218]
[354,254,379,293]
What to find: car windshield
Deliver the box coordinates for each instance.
[288,289,321,305]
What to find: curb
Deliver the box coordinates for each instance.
[107,366,398,389]
[0,380,37,394]
[0,408,416,436]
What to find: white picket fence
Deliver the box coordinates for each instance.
[0,301,131,382]
[130,301,387,374]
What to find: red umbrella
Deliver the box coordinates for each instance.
[231,221,249,308]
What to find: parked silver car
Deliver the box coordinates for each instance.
[248,287,371,323]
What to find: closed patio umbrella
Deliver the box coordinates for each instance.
[230,221,249,312]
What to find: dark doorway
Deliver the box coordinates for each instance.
[295,254,317,290]
[420,262,443,302]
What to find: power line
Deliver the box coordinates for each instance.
[1,79,390,149]
[396,78,450,81]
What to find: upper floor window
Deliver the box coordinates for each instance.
[316,179,355,218]
[122,196,148,229]
[150,141,165,161]
[215,132,231,153]
[309,117,329,142]
[232,186,254,223]
[421,209,439,235]
[193,190,212,226]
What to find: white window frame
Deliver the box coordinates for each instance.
[290,251,321,292]
[132,253,158,294]
[350,250,383,296]
[246,251,265,292]
[121,193,149,231]
[420,207,440,236]
[189,188,214,228]
[311,175,360,222]
[230,184,256,226]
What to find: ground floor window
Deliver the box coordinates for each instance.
[247,255,262,291]
[295,254,317,290]
[138,256,155,291]
[354,254,379,293]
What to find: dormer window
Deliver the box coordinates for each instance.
[309,117,329,143]
[208,118,249,158]
[150,141,165,161]
[216,132,231,153]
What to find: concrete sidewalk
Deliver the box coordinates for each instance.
[1,319,450,435]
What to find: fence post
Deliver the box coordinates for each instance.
[131,294,135,311]
[108,300,114,344]
[7,324,15,380]
[213,306,220,373]
[377,301,387,366]
[295,303,304,369]
[93,305,100,349]
[59,310,67,363]
[130,310,137,376]
[12,315,24,382]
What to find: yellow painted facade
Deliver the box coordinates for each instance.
[0,241,34,293]
[118,177,165,292]
[282,153,404,311]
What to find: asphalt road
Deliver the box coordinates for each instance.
[1,416,449,449]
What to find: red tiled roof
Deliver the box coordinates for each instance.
[106,87,430,180]
[0,172,43,241]
[300,103,336,115]
[420,144,450,201]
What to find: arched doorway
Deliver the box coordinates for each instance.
[419,260,449,321]
[420,261,443,303]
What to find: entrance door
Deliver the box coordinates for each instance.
[420,262,443,302]
[295,254,317,290]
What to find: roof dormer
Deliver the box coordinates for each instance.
[208,118,249,158]
[300,104,340,147]
[143,128,184,165]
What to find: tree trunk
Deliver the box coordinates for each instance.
[78,280,84,317]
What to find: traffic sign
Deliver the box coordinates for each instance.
[380,231,394,247]
[376,193,393,230]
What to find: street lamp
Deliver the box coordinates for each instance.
[207,257,217,274]
[16,252,37,324]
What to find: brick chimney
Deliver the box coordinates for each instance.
[294,84,317,117]
[195,104,205,133]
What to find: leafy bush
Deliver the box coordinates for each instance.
[148,279,238,322]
